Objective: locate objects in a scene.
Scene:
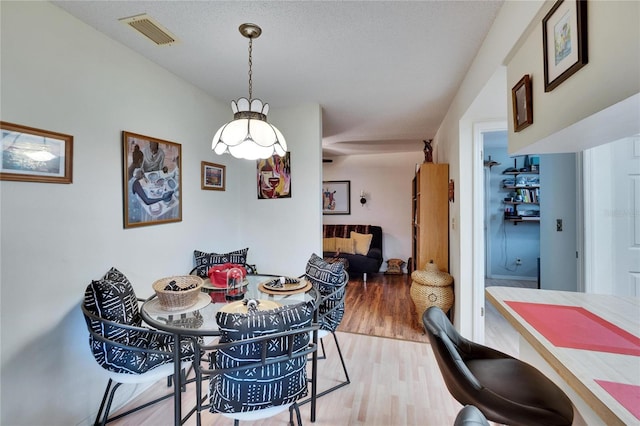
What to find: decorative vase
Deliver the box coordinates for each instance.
[410,260,454,324]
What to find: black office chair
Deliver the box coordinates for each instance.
[423,306,574,426]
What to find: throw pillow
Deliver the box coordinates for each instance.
[323,237,336,252]
[334,237,355,254]
[305,253,346,332]
[84,267,141,326]
[350,231,373,255]
[210,300,316,414]
[193,247,249,278]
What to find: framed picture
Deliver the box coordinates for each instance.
[542,0,588,92]
[257,152,291,199]
[512,74,533,132]
[323,180,350,215]
[201,161,225,191]
[122,131,182,228]
[0,121,73,184]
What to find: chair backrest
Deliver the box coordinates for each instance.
[197,300,318,416]
[422,307,485,399]
[305,253,348,331]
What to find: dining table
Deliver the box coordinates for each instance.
[486,286,640,425]
[141,273,320,426]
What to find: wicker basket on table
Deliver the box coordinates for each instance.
[410,261,453,325]
[152,275,204,311]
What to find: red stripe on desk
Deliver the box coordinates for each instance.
[595,380,640,420]
[504,301,640,356]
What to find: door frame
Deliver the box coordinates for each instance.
[472,120,507,343]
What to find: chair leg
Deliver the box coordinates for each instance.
[332,331,351,386]
[96,375,181,425]
[289,403,303,425]
[97,380,123,426]
[299,331,350,406]
[94,379,114,426]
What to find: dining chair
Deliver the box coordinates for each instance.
[82,267,195,425]
[189,299,318,425]
[423,306,574,426]
[301,253,351,401]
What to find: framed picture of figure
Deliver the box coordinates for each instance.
[122,131,182,228]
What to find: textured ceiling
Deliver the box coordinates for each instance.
[52,1,503,156]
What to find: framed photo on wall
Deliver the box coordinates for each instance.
[122,131,182,228]
[542,0,588,92]
[201,161,225,191]
[257,152,291,199]
[323,180,350,215]
[512,74,533,132]
[0,121,73,184]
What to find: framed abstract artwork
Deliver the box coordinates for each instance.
[323,180,350,215]
[0,121,73,184]
[542,0,588,92]
[122,131,182,228]
[512,74,533,132]
[257,152,291,199]
[201,161,225,191]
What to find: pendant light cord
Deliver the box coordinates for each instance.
[248,37,253,100]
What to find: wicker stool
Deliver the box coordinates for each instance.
[410,261,453,324]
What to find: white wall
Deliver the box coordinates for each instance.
[539,153,578,291]
[0,3,321,425]
[506,1,640,152]
[322,151,423,270]
[435,1,546,336]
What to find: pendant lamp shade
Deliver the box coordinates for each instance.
[212,98,287,160]
[212,23,287,160]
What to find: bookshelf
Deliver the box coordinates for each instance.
[502,171,540,224]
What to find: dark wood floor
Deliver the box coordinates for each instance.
[339,273,429,342]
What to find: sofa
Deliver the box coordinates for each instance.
[322,224,383,280]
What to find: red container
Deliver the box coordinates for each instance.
[208,263,247,287]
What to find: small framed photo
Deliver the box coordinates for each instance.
[323,180,351,215]
[122,131,182,228]
[512,74,533,132]
[0,121,73,184]
[201,161,225,191]
[543,0,588,92]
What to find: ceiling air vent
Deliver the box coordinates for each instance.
[119,14,178,46]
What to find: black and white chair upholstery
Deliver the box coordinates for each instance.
[191,247,258,276]
[191,299,318,425]
[423,306,574,426]
[301,253,350,400]
[82,267,195,425]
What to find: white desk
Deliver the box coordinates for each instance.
[486,286,640,426]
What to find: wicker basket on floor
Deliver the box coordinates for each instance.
[410,261,453,323]
[152,275,203,311]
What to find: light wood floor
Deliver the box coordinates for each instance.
[108,275,535,425]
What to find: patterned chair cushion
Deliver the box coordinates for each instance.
[210,300,316,414]
[193,248,249,278]
[83,267,194,374]
[305,253,347,332]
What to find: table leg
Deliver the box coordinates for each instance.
[311,316,318,422]
[173,333,182,426]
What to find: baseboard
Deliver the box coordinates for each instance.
[488,274,537,281]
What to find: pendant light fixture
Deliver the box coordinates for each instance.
[212,23,287,160]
